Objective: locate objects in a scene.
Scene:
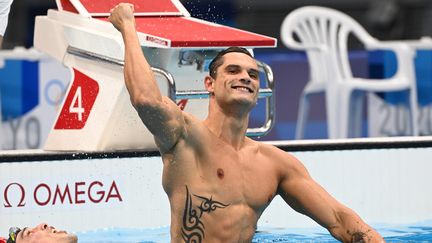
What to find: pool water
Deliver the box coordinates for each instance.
[76,223,432,242]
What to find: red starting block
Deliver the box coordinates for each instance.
[34,0,277,151]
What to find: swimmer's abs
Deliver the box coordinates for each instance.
[170,223,256,243]
[170,186,258,242]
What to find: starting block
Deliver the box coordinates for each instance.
[34,0,277,151]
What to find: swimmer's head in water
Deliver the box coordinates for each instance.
[6,223,77,243]
[209,47,254,79]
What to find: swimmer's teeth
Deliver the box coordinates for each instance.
[235,87,250,92]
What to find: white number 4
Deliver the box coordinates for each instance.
[69,86,85,121]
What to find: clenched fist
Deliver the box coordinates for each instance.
[109,3,136,32]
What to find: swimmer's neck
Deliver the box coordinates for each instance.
[204,108,249,150]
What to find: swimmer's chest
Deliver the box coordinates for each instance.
[194,142,278,210]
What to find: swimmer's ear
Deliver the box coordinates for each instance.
[204,75,215,94]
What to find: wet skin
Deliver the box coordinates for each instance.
[109,3,385,243]
[16,223,77,243]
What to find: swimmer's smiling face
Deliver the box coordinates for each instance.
[15,223,77,243]
[207,51,260,111]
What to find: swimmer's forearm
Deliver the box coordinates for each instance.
[121,21,163,106]
[365,230,385,243]
[331,226,384,243]
[328,211,384,243]
[346,229,384,243]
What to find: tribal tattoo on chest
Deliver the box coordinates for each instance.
[181,185,230,243]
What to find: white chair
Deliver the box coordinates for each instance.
[280,6,419,139]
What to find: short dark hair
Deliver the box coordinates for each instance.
[208,47,253,79]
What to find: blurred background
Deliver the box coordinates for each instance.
[2,0,432,149]
[4,0,432,49]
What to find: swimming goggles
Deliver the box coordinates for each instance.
[7,227,21,243]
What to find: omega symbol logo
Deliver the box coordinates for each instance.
[3,183,26,208]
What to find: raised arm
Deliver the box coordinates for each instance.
[277,153,384,242]
[109,4,185,153]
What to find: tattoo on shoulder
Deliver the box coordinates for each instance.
[181,185,230,243]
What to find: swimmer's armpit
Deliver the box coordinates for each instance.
[181,185,230,242]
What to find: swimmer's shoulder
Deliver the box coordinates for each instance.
[256,141,303,166]
[178,112,214,144]
[254,142,310,183]
[256,141,287,157]
[180,111,203,125]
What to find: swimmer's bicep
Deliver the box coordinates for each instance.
[277,153,381,242]
[136,96,187,151]
[278,155,343,228]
